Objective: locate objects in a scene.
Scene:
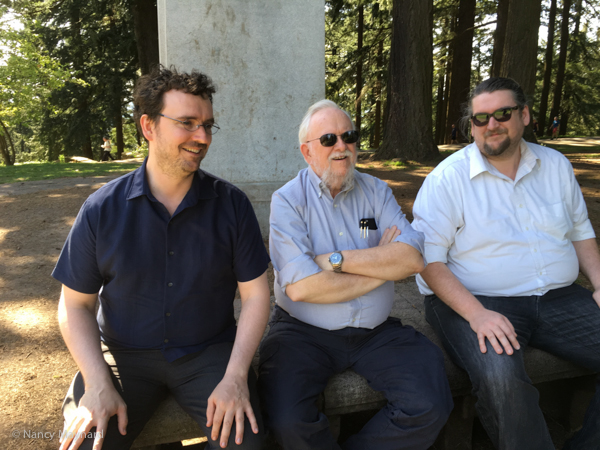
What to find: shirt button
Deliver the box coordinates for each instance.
[168,251,174,256]
[526,227,529,231]
[334,204,338,208]
[165,312,171,317]
[164,339,169,343]
[167,282,173,287]
[519,204,523,208]
[339,232,343,236]
[539,271,543,275]
[534,249,538,253]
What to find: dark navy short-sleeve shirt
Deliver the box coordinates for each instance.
[52,159,270,362]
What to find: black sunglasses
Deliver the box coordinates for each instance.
[305,130,360,147]
[471,106,519,127]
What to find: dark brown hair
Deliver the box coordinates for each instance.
[133,65,217,138]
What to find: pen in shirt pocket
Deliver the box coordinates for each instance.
[359,218,378,239]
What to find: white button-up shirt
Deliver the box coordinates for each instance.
[412,140,595,297]
[270,166,424,330]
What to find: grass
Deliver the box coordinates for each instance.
[0,161,142,184]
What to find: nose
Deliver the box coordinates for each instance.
[192,125,211,143]
[487,115,500,129]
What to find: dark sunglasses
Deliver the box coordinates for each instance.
[305,130,360,147]
[471,106,519,127]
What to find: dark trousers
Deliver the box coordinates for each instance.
[258,306,453,450]
[425,284,600,450]
[62,341,264,450]
[101,151,114,161]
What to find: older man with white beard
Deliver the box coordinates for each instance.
[258,100,453,450]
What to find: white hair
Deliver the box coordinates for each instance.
[298,99,354,145]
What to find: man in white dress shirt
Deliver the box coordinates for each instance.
[258,100,453,450]
[412,77,600,450]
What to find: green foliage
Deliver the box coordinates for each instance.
[0,160,140,184]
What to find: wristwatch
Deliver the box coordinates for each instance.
[329,251,343,273]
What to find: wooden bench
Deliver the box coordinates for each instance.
[132,281,596,449]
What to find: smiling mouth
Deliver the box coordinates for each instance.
[183,147,203,154]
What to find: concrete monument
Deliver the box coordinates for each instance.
[158,0,325,234]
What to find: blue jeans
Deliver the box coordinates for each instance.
[258,306,453,450]
[425,284,600,450]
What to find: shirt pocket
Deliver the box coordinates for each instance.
[532,202,571,241]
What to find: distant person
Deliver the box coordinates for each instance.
[532,119,538,136]
[413,77,600,450]
[101,136,115,161]
[258,99,453,450]
[450,124,458,144]
[551,116,560,140]
[53,67,270,450]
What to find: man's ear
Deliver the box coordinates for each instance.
[140,115,156,142]
[300,142,312,165]
[521,105,531,127]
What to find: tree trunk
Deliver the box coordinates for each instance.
[549,0,572,136]
[560,0,582,135]
[375,0,438,161]
[435,70,446,144]
[0,119,16,166]
[116,107,124,159]
[491,0,509,77]
[131,0,160,75]
[355,4,364,145]
[500,0,542,143]
[446,0,476,144]
[538,0,557,136]
[373,37,383,149]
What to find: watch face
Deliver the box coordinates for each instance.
[330,252,342,265]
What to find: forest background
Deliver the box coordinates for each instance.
[0,0,599,167]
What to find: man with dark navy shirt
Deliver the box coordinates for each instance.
[53,67,270,450]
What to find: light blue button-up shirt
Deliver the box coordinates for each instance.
[269,166,424,330]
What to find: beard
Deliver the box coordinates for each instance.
[319,149,356,193]
[481,131,512,157]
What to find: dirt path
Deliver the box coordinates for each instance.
[1,140,599,449]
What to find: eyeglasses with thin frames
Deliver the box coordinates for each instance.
[158,113,220,135]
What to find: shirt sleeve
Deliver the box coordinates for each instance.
[233,194,271,282]
[564,157,595,242]
[412,171,464,264]
[51,199,104,294]
[376,181,424,254]
[269,189,322,290]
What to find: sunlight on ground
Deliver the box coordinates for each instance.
[2,306,47,330]
[0,226,19,244]
[183,437,208,446]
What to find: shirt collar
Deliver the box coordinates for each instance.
[468,139,540,181]
[306,165,356,199]
[126,157,218,205]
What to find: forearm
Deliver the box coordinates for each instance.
[286,270,386,304]
[226,273,271,378]
[573,238,600,291]
[318,242,424,281]
[420,262,486,322]
[58,291,112,388]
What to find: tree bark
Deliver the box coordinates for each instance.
[0,119,16,166]
[446,0,476,144]
[538,0,557,136]
[131,0,159,75]
[115,106,124,159]
[491,0,509,77]
[373,37,383,149]
[355,4,364,144]
[549,0,572,136]
[560,0,582,135]
[375,0,438,161]
[500,0,542,143]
